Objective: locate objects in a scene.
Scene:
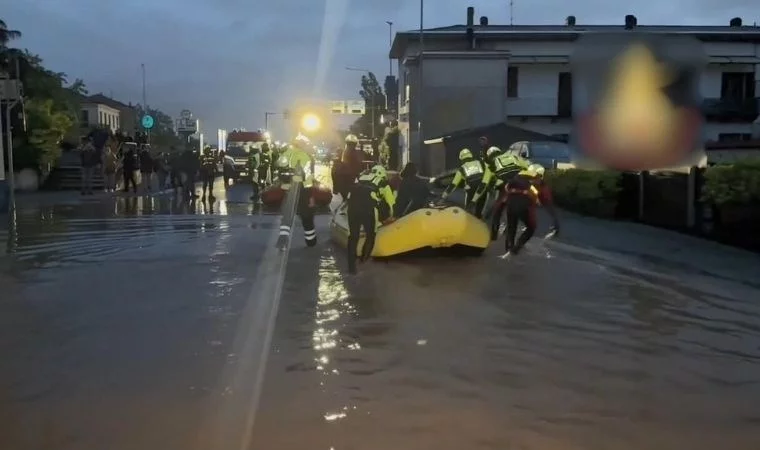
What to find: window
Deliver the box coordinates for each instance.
[721,72,754,100]
[81,110,89,123]
[507,66,518,98]
[99,112,104,124]
[718,133,752,142]
[557,72,572,116]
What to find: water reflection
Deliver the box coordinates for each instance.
[313,254,355,423]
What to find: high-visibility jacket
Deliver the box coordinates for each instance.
[351,172,396,217]
[442,158,485,198]
[276,145,315,189]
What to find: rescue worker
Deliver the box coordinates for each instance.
[347,164,395,274]
[247,145,261,200]
[500,164,559,257]
[200,146,217,201]
[477,136,490,160]
[259,142,272,187]
[333,134,363,202]
[440,148,487,217]
[474,146,530,239]
[276,135,318,247]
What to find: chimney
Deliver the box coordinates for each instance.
[479,16,489,26]
[566,15,576,26]
[729,17,742,27]
[624,14,637,29]
[466,7,474,27]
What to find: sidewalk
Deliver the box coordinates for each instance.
[552,210,760,287]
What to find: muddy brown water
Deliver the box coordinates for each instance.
[1,185,759,450]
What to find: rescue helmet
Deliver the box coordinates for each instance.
[292,134,310,147]
[370,164,388,180]
[486,146,502,158]
[458,148,473,161]
[345,134,359,144]
[527,163,546,177]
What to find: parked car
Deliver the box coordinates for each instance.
[507,141,573,169]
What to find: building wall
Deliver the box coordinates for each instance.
[397,37,760,155]
[81,103,121,133]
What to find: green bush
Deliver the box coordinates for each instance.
[545,168,622,217]
[701,160,760,206]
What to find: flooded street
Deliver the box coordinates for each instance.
[2,182,760,450]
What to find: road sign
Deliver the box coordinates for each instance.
[330,101,346,114]
[141,114,155,129]
[347,100,365,115]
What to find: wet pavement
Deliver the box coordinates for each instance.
[2,176,760,450]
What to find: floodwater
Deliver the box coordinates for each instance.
[2,180,760,450]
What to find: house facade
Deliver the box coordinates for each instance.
[390,11,760,166]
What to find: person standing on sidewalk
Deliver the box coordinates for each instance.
[103,145,118,192]
[200,146,217,201]
[139,145,154,194]
[121,142,139,194]
[79,137,97,195]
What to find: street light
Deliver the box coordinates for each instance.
[386,21,393,77]
[345,66,377,141]
[301,113,321,133]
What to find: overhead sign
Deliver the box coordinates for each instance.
[330,101,346,114]
[141,114,154,130]
[347,100,365,115]
[177,118,198,133]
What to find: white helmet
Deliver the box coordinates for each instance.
[345,134,359,144]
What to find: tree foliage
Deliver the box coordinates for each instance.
[350,72,387,140]
[1,17,181,173]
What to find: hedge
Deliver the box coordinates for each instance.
[544,168,622,218]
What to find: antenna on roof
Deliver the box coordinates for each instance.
[509,0,514,25]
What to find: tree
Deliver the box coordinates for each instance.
[134,104,181,148]
[0,19,21,47]
[16,98,73,170]
[350,72,387,140]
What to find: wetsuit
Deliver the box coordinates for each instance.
[477,153,529,239]
[346,171,395,274]
[503,174,541,254]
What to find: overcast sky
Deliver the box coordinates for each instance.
[5,0,757,138]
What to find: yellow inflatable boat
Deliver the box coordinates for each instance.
[330,203,491,257]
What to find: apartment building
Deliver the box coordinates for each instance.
[390,9,760,165]
[80,94,138,134]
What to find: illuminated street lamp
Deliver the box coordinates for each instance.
[300,113,321,133]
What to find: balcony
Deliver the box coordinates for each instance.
[701,97,759,120]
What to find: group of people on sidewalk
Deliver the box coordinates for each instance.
[78,135,228,201]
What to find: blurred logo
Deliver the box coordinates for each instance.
[573,34,706,170]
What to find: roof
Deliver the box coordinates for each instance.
[424,121,559,145]
[390,24,760,58]
[83,94,132,110]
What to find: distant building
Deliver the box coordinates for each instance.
[80,94,138,134]
[390,10,760,164]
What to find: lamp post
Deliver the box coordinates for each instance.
[418,0,424,160]
[386,21,393,77]
[345,67,377,141]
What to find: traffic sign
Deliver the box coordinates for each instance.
[347,100,365,115]
[330,101,346,114]
[141,114,154,129]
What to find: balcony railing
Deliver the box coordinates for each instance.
[701,97,759,119]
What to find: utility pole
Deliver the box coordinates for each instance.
[386,21,393,77]
[417,0,424,162]
[141,63,150,144]
[510,0,514,25]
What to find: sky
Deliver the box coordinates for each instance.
[5,0,757,139]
